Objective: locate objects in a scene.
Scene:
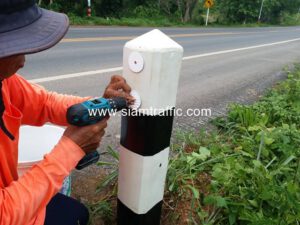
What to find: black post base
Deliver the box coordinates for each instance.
[117,199,163,225]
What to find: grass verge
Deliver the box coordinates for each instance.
[68,14,193,27]
[68,14,300,27]
[89,65,300,224]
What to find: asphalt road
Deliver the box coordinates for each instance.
[19,26,300,153]
[21,26,300,79]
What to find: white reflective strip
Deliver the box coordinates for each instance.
[118,146,169,214]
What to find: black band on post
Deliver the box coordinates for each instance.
[120,109,174,156]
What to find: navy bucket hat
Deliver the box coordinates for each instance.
[0,0,69,58]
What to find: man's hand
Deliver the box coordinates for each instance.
[63,119,107,154]
[103,75,134,103]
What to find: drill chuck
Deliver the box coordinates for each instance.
[67,97,128,126]
[67,97,128,170]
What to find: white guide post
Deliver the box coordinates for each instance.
[117,29,183,225]
[87,0,91,17]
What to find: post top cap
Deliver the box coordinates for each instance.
[125,29,183,52]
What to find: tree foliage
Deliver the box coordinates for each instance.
[40,0,300,25]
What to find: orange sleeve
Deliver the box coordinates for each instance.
[0,74,93,224]
[0,136,85,225]
[7,74,91,126]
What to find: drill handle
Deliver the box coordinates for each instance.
[76,151,100,170]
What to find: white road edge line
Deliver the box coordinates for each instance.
[182,37,300,60]
[29,37,300,84]
[29,67,123,83]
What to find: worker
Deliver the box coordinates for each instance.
[0,0,133,224]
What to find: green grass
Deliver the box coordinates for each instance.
[68,14,195,27]
[281,13,300,26]
[165,65,300,224]
[90,65,300,224]
[68,13,300,27]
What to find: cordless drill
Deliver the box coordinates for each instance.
[67,97,128,170]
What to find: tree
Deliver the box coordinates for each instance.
[217,0,261,24]
[37,0,300,25]
[174,0,198,22]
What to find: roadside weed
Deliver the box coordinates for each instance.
[92,65,300,224]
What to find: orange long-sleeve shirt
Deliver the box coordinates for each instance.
[0,74,89,225]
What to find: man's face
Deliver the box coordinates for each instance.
[0,55,25,80]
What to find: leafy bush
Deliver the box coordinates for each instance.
[41,0,300,26]
[67,14,186,27]
[166,65,300,224]
[93,65,300,224]
[133,4,161,18]
[280,13,300,26]
[191,2,205,25]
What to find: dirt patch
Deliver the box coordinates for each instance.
[161,172,212,225]
[71,166,117,225]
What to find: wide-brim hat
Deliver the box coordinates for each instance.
[0,0,69,58]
